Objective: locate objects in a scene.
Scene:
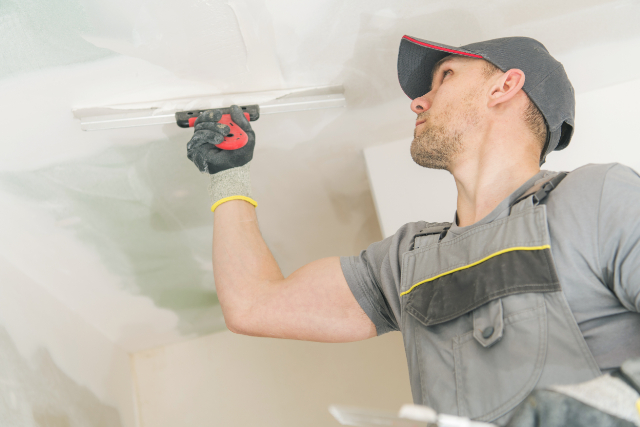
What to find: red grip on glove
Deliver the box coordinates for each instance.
[188,112,251,150]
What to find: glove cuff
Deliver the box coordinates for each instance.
[208,163,257,212]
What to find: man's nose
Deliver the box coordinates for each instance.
[411,94,432,115]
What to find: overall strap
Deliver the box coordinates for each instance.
[410,172,568,250]
[511,172,569,214]
[410,222,452,251]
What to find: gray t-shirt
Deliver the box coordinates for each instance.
[340,163,640,373]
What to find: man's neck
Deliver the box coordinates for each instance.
[451,151,540,227]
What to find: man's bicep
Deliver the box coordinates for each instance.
[339,225,420,334]
[232,256,377,342]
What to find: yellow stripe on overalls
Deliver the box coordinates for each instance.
[400,245,551,296]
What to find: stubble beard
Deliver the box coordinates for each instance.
[410,111,463,171]
[410,87,482,171]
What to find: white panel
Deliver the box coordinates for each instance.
[132,330,411,427]
[364,140,457,239]
[543,78,640,174]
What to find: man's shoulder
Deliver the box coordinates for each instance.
[563,162,618,183]
[552,162,633,199]
[382,220,431,252]
[546,163,639,234]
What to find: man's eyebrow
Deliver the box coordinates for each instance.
[430,55,455,89]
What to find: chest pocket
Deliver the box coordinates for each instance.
[400,209,562,422]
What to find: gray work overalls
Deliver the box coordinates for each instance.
[400,172,602,425]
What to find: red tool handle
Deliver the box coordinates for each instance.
[188,112,251,150]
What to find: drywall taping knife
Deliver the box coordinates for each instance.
[175,104,260,150]
[73,86,345,132]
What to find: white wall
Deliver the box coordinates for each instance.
[132,331,412,427]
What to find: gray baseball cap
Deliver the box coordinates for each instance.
[398,35,575,164]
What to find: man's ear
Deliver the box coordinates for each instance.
[487,69,526,108]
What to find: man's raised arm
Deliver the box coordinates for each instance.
[212,200,376,342]
[186,105,376,343]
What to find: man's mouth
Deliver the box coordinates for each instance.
[415,119,426,127]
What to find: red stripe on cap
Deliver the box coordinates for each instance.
[403,36,483,59]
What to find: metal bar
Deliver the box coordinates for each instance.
[79,113,176,131]
[76,89,346,131]
[260,94,346,114]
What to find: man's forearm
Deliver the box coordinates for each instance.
[212,199,284,327]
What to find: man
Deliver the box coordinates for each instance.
[186,35,640,425]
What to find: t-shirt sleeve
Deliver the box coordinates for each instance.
[598,163,640,312]
[340,221,426,335]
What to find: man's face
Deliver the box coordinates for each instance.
[410,56,487,171]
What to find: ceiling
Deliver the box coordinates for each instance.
[1,0,639,352]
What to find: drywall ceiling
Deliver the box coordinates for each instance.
[1,0,639,353]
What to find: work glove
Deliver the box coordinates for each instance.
[186,105,257,212]
[507,357,640,427]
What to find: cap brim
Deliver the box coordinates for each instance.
[398,35,483,99]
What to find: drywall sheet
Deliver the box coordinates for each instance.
[0,256,136,427]
[132,331,413,427]
[80,0,249,82]
[0,136,224,349]
[0,325,121,427]
[0,0,114,79]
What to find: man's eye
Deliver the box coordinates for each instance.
[442,70,452,80]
